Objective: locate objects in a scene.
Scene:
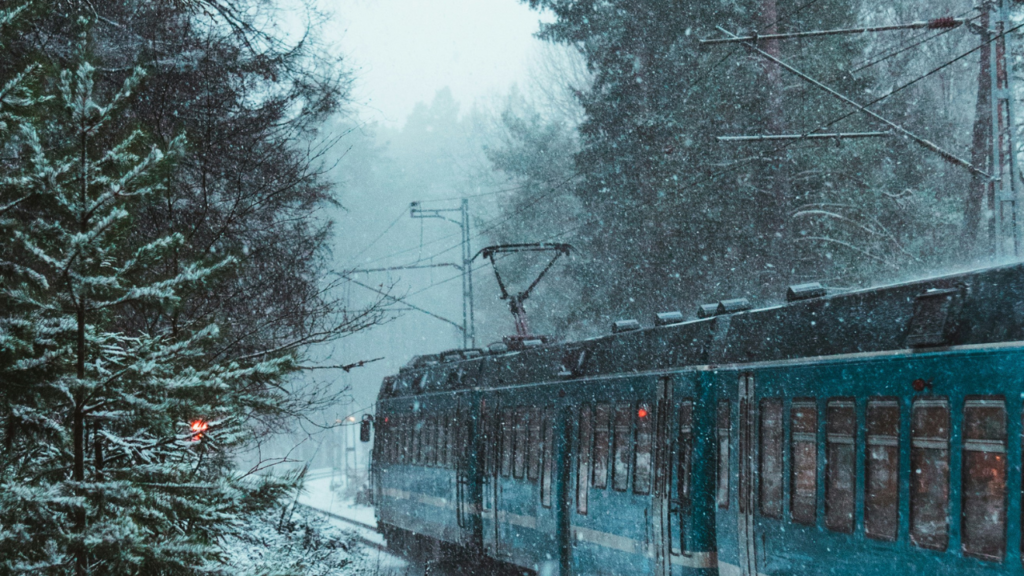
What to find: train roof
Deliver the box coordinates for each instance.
[377,262,1024,400]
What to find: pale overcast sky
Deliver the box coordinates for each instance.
[319,0,550,125]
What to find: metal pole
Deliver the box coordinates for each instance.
[716,26,990,179]
[410,200,475,348]
[991,0,1019,258]
[718,131,892,142]
[700,17,966,45]
[462,199,476,348]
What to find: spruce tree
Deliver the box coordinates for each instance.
[0,46,295,576]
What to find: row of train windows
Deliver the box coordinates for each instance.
[482,407,557,507]
[572,403,658,515]
[376,412,460,468]
[732,395,1008,562]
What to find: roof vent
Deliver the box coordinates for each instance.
[439,349,465,362]
[488,342,509,354]
[717,298,752,315]
[697,303,718,318]
[787,282,827,302]
[655,311,685,326]
[906,287,964,348]
[522,339,545,348]
[612,319,642,333]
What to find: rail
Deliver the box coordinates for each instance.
[296,503,387,553]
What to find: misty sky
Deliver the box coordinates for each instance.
[322,0,549,125]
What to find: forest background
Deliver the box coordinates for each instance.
[0,0,1016,573]
[335,0,1011,414]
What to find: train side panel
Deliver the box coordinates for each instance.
[714,345,1024,576]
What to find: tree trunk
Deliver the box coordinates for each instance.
[74,125,88,576]
[74,299,86,576]
[967,10,992,261]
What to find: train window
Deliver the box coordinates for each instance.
[542,409,555,508]
[613,403,632,491]
[790,398,817,524]
[439,412,450,467]
[426,415,436,466]
[390,418,399,464]
[578,404,593,515]
[678,401,693,501]
[717,400,730,509]
[528,408,543,481]
[406,416,414,464]
[427,415,439,466]
[910,396,950,551]
[825,398,856,533]
[962,396,1006,561]
[865,398,900,541]
[412,417,423,465]
[500,409,513,477]
[514,408,529,479]
[759,398,784,518]
[396,416,404,464]
[482,403,494,475]
[592,404,611,489]
[634,402,653,494]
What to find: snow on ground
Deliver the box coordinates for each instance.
[299,469,378,529]
[222,468,414,575]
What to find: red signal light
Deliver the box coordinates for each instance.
[190,419,208,441]
[638,408,648,418]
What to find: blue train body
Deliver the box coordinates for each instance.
[369,263,1024,575]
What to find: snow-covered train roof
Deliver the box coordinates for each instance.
[378,262,1024,399]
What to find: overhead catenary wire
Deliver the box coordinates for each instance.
[342,0,833,276]
[338,0,841,311]
[343,206,408,268]
[759,17,1024,149]
[714,25,993,177]
[850,10,979,74]
[532,19,1024,251]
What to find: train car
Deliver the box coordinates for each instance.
[367,262,1024,575]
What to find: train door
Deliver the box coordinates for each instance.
[652,377,673,576]
[455,395,481,549]
[481,396,500,556]
[737,372,758,576]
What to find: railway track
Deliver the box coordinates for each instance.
[297,503,388,553]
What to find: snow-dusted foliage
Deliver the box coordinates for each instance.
[0,48,305,575]
[223,505,364,576]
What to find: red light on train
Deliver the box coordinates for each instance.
[190,419,208,441]
[638,408,648,418]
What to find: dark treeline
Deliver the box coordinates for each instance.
[484,0,989,336]
[0,1,384,574]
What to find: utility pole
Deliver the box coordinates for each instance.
[988,0,1019,259]
[704,10,1021,260]
[410,199,475,348]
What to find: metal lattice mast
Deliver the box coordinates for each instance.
[410,200,475,348]
[991,0,1019,258]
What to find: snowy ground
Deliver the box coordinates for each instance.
[270,468,528,576]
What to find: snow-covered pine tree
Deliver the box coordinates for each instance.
[0,45,298,575]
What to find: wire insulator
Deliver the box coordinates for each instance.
[928,17,960,29]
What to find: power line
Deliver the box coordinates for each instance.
[850,11,978,74]
[343,206,408,267]
[343,0,839,296]
[782,18,1024,144]
[353,0,833,273]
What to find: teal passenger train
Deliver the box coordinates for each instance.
[366,262,1024,575]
